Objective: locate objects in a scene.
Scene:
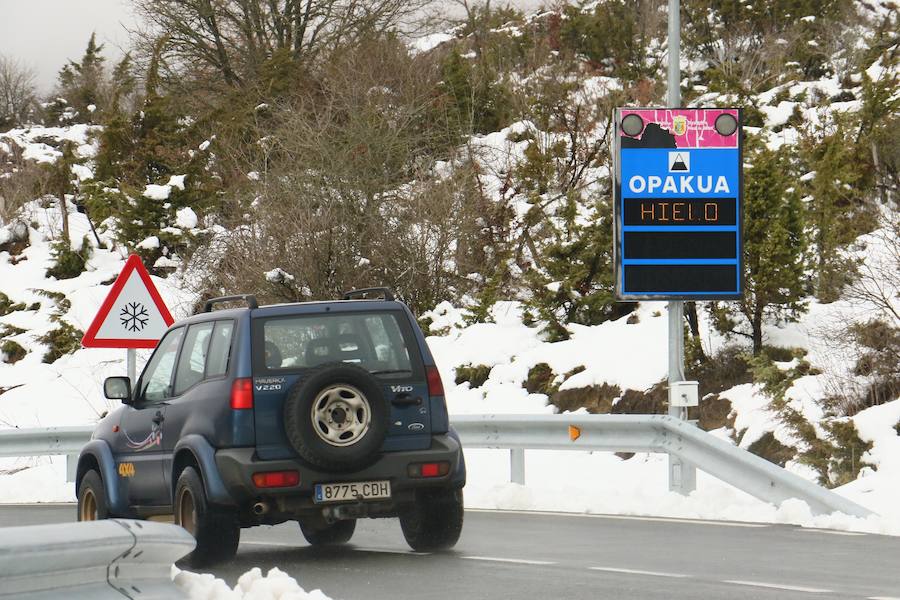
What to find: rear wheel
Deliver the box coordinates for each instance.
[77,470,108,521]
[399,488,464,551]
[300,519,357,546]
[174,467,240,567]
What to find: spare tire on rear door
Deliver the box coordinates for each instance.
[283,362,389,471]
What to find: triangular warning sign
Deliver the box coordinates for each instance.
[82,255,175,349]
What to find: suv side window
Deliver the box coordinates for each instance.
[173,322,214,395]
[206,320,234,378]
[138,327,184,403]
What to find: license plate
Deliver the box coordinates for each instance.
[314,480,391,504]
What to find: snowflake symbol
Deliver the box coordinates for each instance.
[120,302,150,332]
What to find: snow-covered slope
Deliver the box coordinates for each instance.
[0,166,898,534]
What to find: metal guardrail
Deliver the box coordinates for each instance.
[0,415,874,518]
[451,414,875,518]
[0,518,194,599]
[0,426,92,482]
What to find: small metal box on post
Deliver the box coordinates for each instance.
[669,381,699,408]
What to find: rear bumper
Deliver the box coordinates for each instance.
[215,434,465,517]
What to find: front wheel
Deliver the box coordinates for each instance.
[399,488,464,551]
[300,519,356,546]
[174,467,240,567]
[77,470,108,521]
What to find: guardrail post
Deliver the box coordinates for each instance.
[66,454,77,483]
[510,448,525,485]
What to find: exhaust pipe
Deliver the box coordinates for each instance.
[252,501,270,516]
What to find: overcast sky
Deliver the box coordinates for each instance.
[0,0,547,94]
[0,0,137,93]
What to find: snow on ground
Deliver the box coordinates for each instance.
[1,214,898,534]
[410,32,454,55]
[424,298,900,536]
[0,124,100,163]
[173,566,332,600]
[0,200,195,434]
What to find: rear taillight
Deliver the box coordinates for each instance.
[252,470,300,488]
[408,461,450,478]
[230,378,254,409]
[426,365,444,397]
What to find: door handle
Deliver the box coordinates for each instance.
[391,394,422,407]
[152,411,164,425]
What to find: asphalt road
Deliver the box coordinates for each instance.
[2,505,899,600]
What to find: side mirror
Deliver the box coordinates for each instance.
[104,376,132,403]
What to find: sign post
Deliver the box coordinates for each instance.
[82,255,175,386]
[613,0,743,495]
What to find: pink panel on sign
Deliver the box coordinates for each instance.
[620,108,739,148]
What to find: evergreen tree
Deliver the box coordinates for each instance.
[523,196,634,341]
[57,33,106,122]
[82,37,216,270]
[711,136,807,354]
[800,114,874,302]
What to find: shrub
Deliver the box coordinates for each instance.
[686,345,753,397]
[747,431,796,468]
[820,419,873,487]
[0,292,26,316]
[848,319,900,410]
[38,321,83,363]
[761,345,797,363]
[0,221,29,255]
[751,352,873,488]
[46,237,92,280]
[524,363,556,395]
[0,340,26,364]
[454,364,492,388]
[552,382,621,414]
[612,381,667,416]
[32,289,71,314]
[694,394,736,432]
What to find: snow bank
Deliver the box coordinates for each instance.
[410,33,453,55]
[0,124,100,163]
[423,295,900,535]
[173,566,332,600]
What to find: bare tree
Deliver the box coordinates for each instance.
[131,0,435,87]
[0,55,37,129]
[183,33,487,311]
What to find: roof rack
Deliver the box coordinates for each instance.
[342,287,395,301]
[203,294,259,312]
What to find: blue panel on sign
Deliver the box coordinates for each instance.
[620,149,740,199]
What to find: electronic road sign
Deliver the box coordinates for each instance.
[613,107,743,300]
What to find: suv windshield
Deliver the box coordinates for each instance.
[257,311,414,375]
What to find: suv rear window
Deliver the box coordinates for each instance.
[254,312,416,376]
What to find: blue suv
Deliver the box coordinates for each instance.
[75,289,466,566]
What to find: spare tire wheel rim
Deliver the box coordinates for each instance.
[311,384,372,447]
